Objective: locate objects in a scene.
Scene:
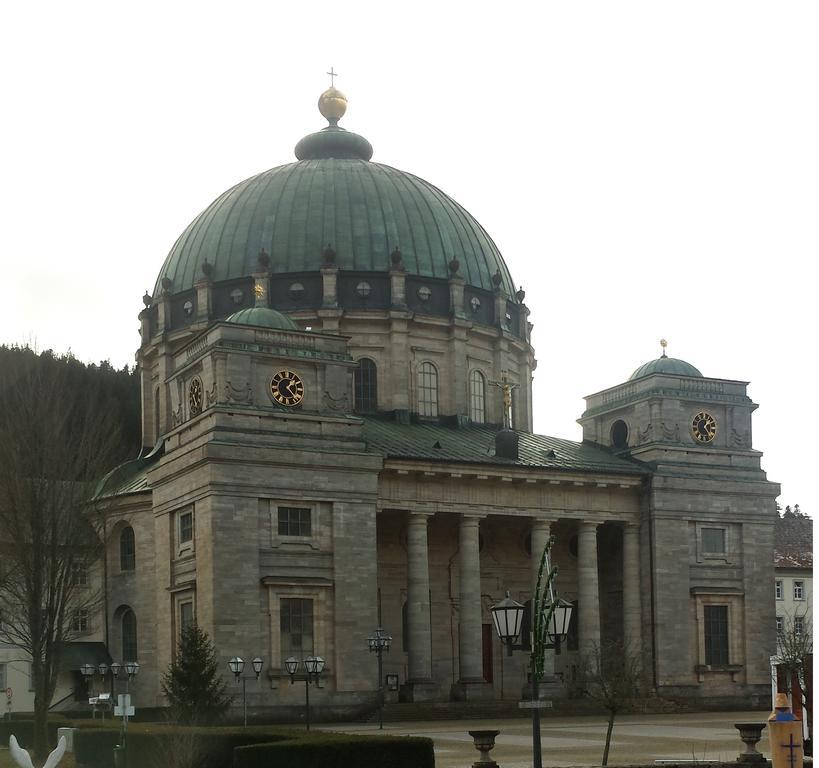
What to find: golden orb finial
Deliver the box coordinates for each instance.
[318,87,347,126]
[660,338,668,357]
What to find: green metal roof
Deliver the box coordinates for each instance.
[95,455,156,498]
[225,307,297,331]
[629,355,702,380]
[154,157,516,298]
[362,418,647,475]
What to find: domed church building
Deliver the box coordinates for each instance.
[97,87,779,715]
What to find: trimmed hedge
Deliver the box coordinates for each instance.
[234,734,436,768]
[0,717,68,750]
[73,724,301,768]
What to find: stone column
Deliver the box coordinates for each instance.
[405,512,436,701]
[453,515,491,699]
[622,522,642,654]
[577,521,601,656]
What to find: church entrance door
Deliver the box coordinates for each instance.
[482,624,493,683]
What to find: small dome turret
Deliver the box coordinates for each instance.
[629,340,702,380]
[224,307,297,331]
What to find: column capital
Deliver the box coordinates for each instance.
[459,513,486,523]
[578,519,602,531]
[407,510,435,523]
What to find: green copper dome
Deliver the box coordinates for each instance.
[153,115,515,299]
[224,307,297,331]
[629,355,703,380]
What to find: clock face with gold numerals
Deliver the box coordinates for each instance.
[691,411,717,443]
[189,378,203,416]
[270,370,304,407]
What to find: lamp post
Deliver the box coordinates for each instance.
[106,659,138,768]
[285,655,325,730]
[228,656,264,727]
[490,537,573,768]
[367,627,392,729]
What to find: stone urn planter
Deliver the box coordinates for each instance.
[469,729,500,767]
[735,722,768,763]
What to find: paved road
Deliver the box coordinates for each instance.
[320,710,773,767]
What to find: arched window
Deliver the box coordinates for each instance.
[417,362,438,418]
[354,358,378,413]
[469,370,486,423]
[121,609,138,662]
[119,527,135,572]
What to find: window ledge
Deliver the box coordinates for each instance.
[695,664,743,682]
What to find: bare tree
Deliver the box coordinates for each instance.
[0,350,127,757]
[776,612,813,749]
[574,640,642,766]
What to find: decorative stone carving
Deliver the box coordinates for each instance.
[161,276,173,294]
[638,423,653,444]
[323,390,349,412]
[661,422,680,441]
[390,246,404,270]
[731,429,749,448]
[201,258,213,278]
[205,380,218,407]
[491,269,502,289]
[515,286,525,302]
[225,381,253,405]
[142,291,152,308]
[448,258,460,275]
[257,248,270,269]
[322,243,336,266]
[171,402,184,427]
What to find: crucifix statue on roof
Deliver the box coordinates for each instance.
[489,370,519,429]
[327,67,338,87]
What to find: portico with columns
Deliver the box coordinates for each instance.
[373,455,646,703]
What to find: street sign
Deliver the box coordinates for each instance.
[518,700,553,709]
[114,693,135,718]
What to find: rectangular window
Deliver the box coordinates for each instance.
[701,528,726,555]
[794,581,804,600]
[776,616,784,634]
[179,511,194,544]
[704,605,729,665]
[0,664,5,691]
[280,598,313,666]
[278,507,311,537]
[179,601,194,634]
[72,563,89,586]
[71,609,88,634]
[775,580,783,600]
[794,617,805,637]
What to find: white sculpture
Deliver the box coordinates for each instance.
[8,735,67,768]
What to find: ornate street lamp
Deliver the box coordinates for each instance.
[490,537,573,768]
[490,593,525,655]
[367,627,392,729]
[228,655,263,727]
[286,655,325,730]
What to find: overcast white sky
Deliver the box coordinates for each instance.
[1,2,815,514]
